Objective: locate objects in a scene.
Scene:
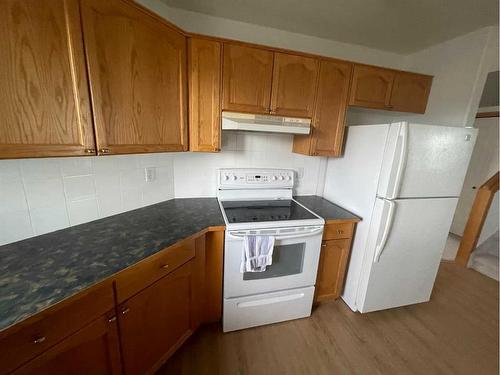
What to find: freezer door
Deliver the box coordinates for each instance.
[356,197,458,313]
[377,123,477,199]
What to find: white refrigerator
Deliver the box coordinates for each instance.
[324,122,477,313]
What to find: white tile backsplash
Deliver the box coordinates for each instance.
[31,206,69,236]
[67,198,99,226]
[0,210,33,245]
[0,180,28,214]
[0,133,324,245]
[0,154,175,245]
[63,175,96,201]
[24,178,66,210]
[173,131,327,198]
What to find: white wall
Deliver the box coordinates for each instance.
[347,26,499,128]
[451,116,499,240]
[136,0,405,69]
[173,132,327,198]
[0,154,174,245]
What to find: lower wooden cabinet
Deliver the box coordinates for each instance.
[0,229,224,375]
[12,312,122,375]
[315,222,357,302]
[117,260,195,375]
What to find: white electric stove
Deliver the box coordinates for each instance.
[217,168,324,332]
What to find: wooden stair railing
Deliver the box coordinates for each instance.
[455,172,499,267]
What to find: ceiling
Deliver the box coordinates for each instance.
[162,0,499,53]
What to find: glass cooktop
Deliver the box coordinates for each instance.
[221,199,318,223]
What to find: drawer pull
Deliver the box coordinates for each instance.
[33,336,46,344]
[108,316,117,323]
[161,264,170,270]
[337,230,344,234]
[121,307,130,315]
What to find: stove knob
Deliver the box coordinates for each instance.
[224,175,229,181]
[232,175,238,181]
[286,175,291,181]
[272,176,278,181]
[279,176,284,181]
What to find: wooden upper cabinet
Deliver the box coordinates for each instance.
[349,65,395,109]
[81,0,188,155]
[222,44,274,114]
[390,72,432,113]
[118,262,194,375]
[12,313,122,375]
[270,53,319,117]
[189,38,222,152]
[293,60,352,156]
[0,0,95,159]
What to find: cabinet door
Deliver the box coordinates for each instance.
[118,262,193,375]
[222,44,274,114]
[189,38,222,152]
[390,72,432,113]
[270,53,319,117]
[0,0,95,159]
[309,60,352,156]
[81,0,188,155]
[315,239,351,302]
[349,65,395,109]
[12,313,122,375]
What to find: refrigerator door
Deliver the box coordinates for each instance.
[377,123,477,199]
[356,196,458,313]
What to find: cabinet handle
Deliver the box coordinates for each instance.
[337,230,344,234]
[161,264,170,270]
[321,243,327,247]
[84,148,96,154]
[121,307,130,315]
[108,316,117,323]
[33,336,46,344]
[99,148,111,154]
[385,105,394,109]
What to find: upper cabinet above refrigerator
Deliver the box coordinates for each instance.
[377,123,478,199]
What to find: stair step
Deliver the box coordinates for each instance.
[469,253,499,281]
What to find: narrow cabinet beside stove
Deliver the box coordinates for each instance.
[315,222,357,302]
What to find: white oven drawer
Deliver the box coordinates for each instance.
[223,286,315,332]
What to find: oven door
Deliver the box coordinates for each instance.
[224,225,324,298]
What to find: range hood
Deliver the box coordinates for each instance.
[221,111,311,135]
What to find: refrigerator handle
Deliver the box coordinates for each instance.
[391,122,409,198]
[374,200,396,263]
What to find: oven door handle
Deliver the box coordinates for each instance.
[227,226,323,241]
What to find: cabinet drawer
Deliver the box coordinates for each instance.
[115,238,195,303]
[323,222,353,240]
[0,281,114,375]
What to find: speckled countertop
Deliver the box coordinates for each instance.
[295,195,361,223]
[0,198,225,332]
[0,195,359,333]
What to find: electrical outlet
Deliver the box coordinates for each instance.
[296,167,305,180]
[144,167,157,182]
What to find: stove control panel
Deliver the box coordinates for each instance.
[218,168,295,189]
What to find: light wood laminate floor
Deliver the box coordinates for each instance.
[157,262,499,375]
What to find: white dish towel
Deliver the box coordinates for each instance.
[240,235,275,273]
